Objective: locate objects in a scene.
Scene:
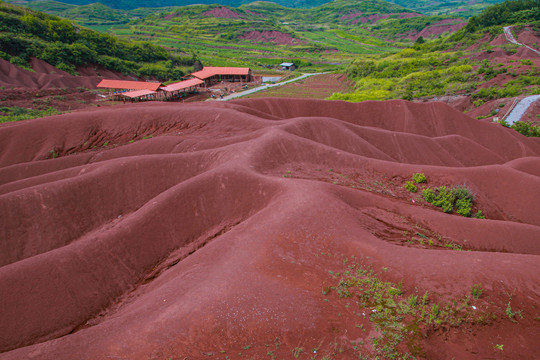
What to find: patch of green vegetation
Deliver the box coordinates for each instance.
[509,121,540,137]
[471,284,483,299]
[0,106,61,122]
[330,0,540,103]
[405,181,417,193]
[421,185,484,218]
[328,257,494,358]
[413,173,426,184]
[0,1,195,80]
[15,0,473,73]
[386,0,505,17]
[465,0,540,31]
[506,299,523,320]
[496,118,540,137]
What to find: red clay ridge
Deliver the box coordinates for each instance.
[202,6,240,19]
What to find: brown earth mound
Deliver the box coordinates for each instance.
[412,20,466,39]
[517,26,540,49]
[0,58,134,90]
[202,6,240,19]
[238,30,304,45]
[0,99,539,359]
[490,33,508,46]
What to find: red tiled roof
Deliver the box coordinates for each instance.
[120,90,157,98]
[162,78,204,92]
[191,67,251,80]
[97,79,162,91]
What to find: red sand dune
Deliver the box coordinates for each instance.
[0,58,134,90]
[0,99,539,359]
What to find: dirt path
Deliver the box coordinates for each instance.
[504,26,540,56]
[216,73,325,101]
[505,95,540,124]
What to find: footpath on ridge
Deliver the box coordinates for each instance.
[504,26,540,56]
[502,26,540,124]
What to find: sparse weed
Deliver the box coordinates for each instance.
[292,347,304,358]
[471,284,483,299]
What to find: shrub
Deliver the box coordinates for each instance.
[432,186,456,209]
[405,181,417,193]
[455,198,472,217]
[422,188,435,203]
[475,210,485,219]
[422,185,482,218]
[413,173,426,184]
[511,121,540,137]
[452,186,474,201]
[442,201,453,213]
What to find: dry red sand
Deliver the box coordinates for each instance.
[0,98,539,359]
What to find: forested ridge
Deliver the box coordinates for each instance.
[0,1,196,79]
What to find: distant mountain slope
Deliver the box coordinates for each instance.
[386,0,506,17]
[97,0,466,70]
[8,0,508,15]
[0,2,194,80]
[330,0,540,111]
[10,0,331,10]
[464,0,540,30]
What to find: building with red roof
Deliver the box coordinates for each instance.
[190,67,251,86]
[97,80,163,91]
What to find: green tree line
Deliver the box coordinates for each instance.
[0,2,193,80]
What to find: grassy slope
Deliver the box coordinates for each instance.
[7,0,508,13]
[330,0,540,103]
[96,0,471,71]
[0,1,196,80]
[6,0,331,10]
[4,0,481,72]
[387,0,505,17]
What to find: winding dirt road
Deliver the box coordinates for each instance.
[504,26,540,56]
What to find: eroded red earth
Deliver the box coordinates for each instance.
[0,98,539,359]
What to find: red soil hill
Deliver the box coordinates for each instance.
[0,99,539,359]
[0,58,135,90]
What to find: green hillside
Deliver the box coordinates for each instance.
[9,0,331,10]
[386,0,505,17]
[91,0,467,71]
[0,2,196,79]
[330,0,540,102]
[8,0,508,15]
